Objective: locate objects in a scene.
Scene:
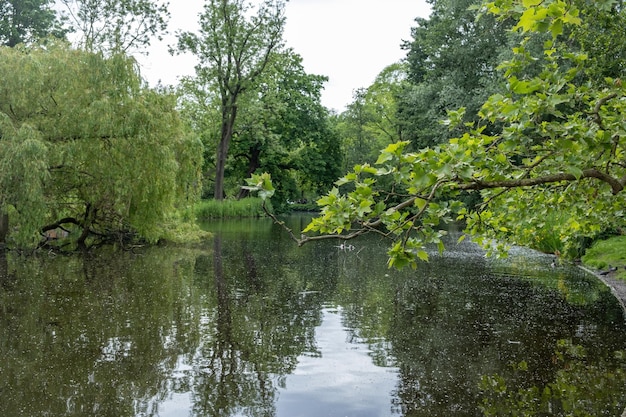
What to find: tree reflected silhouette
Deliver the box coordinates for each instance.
[1,219,625,416]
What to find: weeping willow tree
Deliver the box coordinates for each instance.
[0,41,204,250]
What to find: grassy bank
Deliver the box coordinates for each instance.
[581,235,626,280]
[194,198,270,219]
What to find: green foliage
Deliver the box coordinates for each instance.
[0,42,203,249]
[0,121,50,246]
[248,0,626,269]
[179,20,340,208]
[581,236,626,276]
[338,63,407,171]
[0,0,68,47]
[229,49,341,208]
[159,210,212,244]
[398,0,513,148]
[243,173,275,201]
[176,0,286,200]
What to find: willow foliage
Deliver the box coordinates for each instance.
[0,42,203,249]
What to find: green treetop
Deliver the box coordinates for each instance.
[177,0,287,201]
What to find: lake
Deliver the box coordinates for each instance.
[1,215,625,416]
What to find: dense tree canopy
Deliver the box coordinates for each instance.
[249,0,626,268]
[229,49,342,207]
[398,0,512,148]
[0,0,68,47]
[0,43,202,249]
[179,48,341,208]
[337,63,407,172]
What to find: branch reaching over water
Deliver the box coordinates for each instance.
[261,181,445,247]
[458,168,624,195]
[261,201,370,246]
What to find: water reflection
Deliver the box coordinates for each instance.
[0,247,201,416]
[0,216,625,417]
[275,307,399,417]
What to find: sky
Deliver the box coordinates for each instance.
[137,0,432,112]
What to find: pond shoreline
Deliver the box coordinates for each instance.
[577,265,626,417]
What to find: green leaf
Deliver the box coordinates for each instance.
[566,165,583,179]
[335,172,357,186]
[437,240,445,255]
[244,172,275,200]
[514,7,548,33]
[550,18,563,38]
[509,76,542,95]
[376,152,393,165]
[414,198,427,211]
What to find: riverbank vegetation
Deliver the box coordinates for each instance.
[582,236,626,279]
[0,44,203,250]
[1,0,626,270]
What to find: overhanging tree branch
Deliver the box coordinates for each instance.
[457,168,624,195]
[261,181,445,247]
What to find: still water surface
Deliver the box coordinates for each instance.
[1,215,625,416]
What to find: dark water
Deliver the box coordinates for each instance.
[1,216,625,417]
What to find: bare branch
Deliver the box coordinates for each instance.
[41,217,81,233]
[260,201,369,246]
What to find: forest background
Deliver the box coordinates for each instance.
[1,0,626,272]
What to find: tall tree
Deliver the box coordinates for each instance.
[0,42,203,249]
[232,49,341,206]
[58,0,169,53]
[0,0,68,47]
[179,48,341,206]
[177,0,286,200]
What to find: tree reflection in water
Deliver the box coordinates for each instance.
[0,216,625,416]
[187,231,326,417]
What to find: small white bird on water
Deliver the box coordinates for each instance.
[335,243,356,251]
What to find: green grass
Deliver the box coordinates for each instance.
[194,198,270,219]
[581,235,626,280]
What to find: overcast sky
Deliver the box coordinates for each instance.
[137,0,431,112]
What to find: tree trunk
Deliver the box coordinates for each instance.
[77,204,96,248]
[236,146,261,200]
[214,103,238,200]
[0,213,8,245]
